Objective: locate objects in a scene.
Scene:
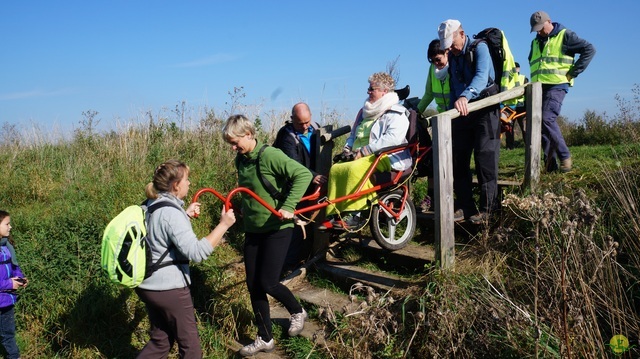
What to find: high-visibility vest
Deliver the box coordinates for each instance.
[530,28,574,86]
[500,31,518,93]
[429,65,450,113]
[515,73,526,107]
[500,31,520,106]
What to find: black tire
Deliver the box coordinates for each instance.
[370,190,416,251]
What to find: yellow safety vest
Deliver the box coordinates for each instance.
[500,31,519,106]
[530,28,574,86]
[429,65,450,113]
[515,74,526,107]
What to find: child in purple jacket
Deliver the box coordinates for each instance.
[0,210,28,359]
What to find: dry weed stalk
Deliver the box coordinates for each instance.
[316,282,418,358]
[502,188,639,357]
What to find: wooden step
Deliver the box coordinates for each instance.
[340,237,434,271]
[314,258,416,294]
[472,178,522,187]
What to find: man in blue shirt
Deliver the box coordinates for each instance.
[438,19,501,225]
[274,102,326,186]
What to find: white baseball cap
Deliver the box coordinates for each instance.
[438,19,461,49]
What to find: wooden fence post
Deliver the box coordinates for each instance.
[432,114,455,269]
[425,84,533,269]
[524,82,542,192]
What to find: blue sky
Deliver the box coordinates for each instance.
[0,1,635,135]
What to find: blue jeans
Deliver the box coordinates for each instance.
[0,306,20,359]
[541,88,570,171]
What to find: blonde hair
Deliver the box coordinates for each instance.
[222,114,256,142]
[145,160,190,199]
[368,72,395,91]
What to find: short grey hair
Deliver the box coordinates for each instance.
[368,72,395,91]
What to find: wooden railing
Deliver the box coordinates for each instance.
[308,82,543,268]
[429,82,543,269]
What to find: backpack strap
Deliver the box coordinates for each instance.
[144,201,190,281]
[256,144,287,201]
[465,38,499,98]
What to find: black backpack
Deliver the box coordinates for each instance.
[466,27,508,97]
[402,97,433,178]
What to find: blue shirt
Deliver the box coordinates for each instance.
[296,126,314,153]
[448,35,495,107]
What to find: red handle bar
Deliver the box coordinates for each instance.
[190,187,282,219]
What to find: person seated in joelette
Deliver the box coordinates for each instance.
[324,72,411,229]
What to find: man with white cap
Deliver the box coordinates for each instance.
[529,10,595,172]
[438,19,501,225]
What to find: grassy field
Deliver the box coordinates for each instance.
[1,103,640,357]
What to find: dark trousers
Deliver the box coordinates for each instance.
[284,225,311,273]
[135,287,202,359]
[0,306,19,359]
[245,228,303,341]
[284,198,315,272]
[452,105,500,215]
[541,88,570,171]
[505,106,527,149]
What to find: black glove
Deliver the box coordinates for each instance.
[333,150,355,163]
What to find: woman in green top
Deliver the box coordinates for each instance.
[222,114,312,357]
[416,39,451,214]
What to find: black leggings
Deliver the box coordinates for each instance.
[244,228,303,340]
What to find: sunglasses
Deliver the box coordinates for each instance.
[367,87,381,92]
[429,55,447,64]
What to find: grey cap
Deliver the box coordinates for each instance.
[530,11,550,32]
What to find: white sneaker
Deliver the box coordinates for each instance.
[288,308,307,336]
[239,335,275,357]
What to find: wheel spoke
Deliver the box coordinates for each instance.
[387,221,396,242]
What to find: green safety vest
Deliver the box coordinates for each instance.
[429,65,450,113]
[530,28,574,86]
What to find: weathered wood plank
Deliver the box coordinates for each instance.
[432,113,455,269]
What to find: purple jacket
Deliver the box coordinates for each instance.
[0,237,24,308]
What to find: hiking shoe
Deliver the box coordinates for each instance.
[420,195,432,212]
[560,157,572,173]
[343,213,365,229]
[453,209,465,222]
[239,336,275,357]
[288,308,308,336]
[469,212,490,225]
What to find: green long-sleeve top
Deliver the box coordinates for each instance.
[236,139,313,233]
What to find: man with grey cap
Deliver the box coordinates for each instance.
[438,19,501,224]
[529,10,595,172]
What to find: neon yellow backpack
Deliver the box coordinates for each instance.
[101,201,183,288]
